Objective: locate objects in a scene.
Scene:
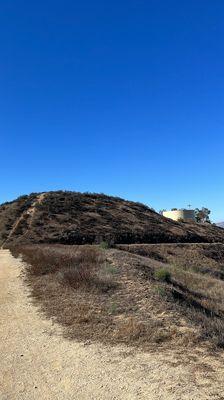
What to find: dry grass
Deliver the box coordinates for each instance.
[11,245,121,343]
[116,243,224,347]
[13,244,109,289]
[10,242,224,349]
[10,244,197,349]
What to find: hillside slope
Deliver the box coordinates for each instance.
[1,191,224,246]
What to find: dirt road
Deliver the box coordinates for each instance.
[1,249,224,400]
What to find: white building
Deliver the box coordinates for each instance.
[162,209,196,222]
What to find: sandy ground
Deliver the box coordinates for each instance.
[1,249,224,400]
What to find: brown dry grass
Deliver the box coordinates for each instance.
[117,243,224,347]
[10,242,224,350]
[10,244,198,349]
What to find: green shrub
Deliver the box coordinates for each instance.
[103,262,117,274]
[154,268,171,282]
[154,285,167,297]
[99,241,110,249]
[109,302,118,314]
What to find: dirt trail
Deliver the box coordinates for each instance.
[1,250,224,400]
[1,193,46,248]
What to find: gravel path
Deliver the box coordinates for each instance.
[1,249,224,400]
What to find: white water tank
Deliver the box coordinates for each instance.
[162,209,196,222]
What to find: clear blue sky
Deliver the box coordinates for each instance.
[1,1,223,221]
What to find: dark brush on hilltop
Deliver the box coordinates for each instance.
[1,190,224,246]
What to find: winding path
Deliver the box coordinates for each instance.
[1,193,46,248]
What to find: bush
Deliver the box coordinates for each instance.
[103,263,118,275]
[99,241,110,249]
[109,302,118,314]
[154,285,167,297]
[11,244,118,293]
[13,244,103,281]
[154,268,171,282]
[58,262,95,288]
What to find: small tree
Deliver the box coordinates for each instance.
[195,207,211,223]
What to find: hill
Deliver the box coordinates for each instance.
[217,222,224,228]
[1,190,224,246]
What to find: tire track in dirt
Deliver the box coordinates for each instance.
[1,193,46,248]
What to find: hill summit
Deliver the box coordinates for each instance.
[1,191,224,246]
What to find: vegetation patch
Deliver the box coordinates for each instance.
[9,244,194,349]
[154,268,171,282]
[10,242,224,349]
[99,241,110,250]
[116,243,224,348]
